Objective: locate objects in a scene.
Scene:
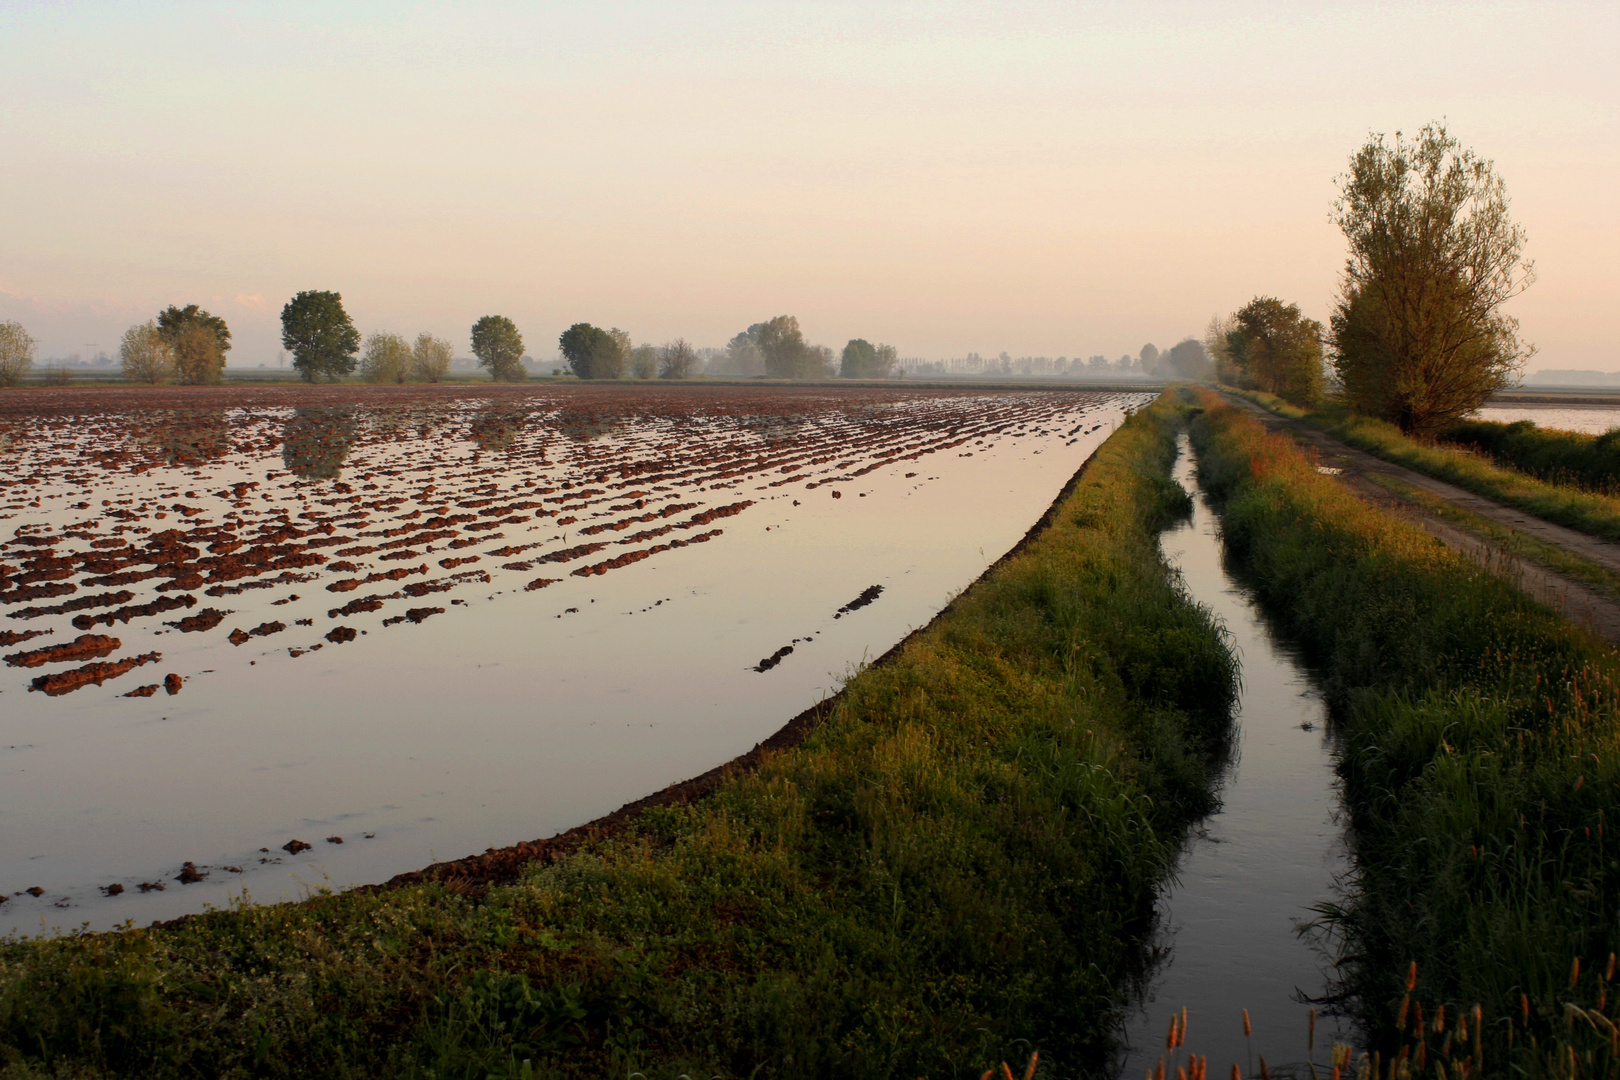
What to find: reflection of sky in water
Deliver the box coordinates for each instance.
[1,389,1146,934]
[1119,439,1351,1078]
[1475,406,1620,435]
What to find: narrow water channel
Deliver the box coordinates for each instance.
[1117,435,1353,1078]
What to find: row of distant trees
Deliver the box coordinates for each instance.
[0,306,233,387]
[0,305,903,386]
[556,324,699,380]
[1,293,1202,389]
[550,315,902,381]
[1210,123,1533,435]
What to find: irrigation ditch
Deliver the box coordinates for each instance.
[1116,431,1355,1078]
[1183,389,1620,1079]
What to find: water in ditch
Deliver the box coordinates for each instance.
[1116,435,1353,1079]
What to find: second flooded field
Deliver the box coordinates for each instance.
[1,383,1146,933]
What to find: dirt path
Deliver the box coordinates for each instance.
[1221,393,1620,646]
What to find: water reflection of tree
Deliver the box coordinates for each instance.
[139,411,231,466]
[282,407,359,480]
[553,408,625,444]
[366,406,411,442]
[413,407,453,440]
[747,416,805,445]
[467,407,528,454]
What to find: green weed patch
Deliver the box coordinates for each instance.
[0,393,1236,1080]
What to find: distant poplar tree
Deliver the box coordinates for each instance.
[1330,122,1534,436]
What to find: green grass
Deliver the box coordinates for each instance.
[1221,385,1620,542]
[1190,389,1620,1079]
[0,393,1235,1080]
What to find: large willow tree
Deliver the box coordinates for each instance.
[1330,122,1534,437]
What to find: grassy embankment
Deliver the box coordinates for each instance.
[1227,387,1620,542]
[0,393,1235,1080]
[1191,390,1620,1078]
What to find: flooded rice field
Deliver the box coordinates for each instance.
[1475,405,1620,434]
[0,384,1147,935]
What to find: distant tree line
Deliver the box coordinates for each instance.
[2,296,1244,393]
[897,344,1208,380]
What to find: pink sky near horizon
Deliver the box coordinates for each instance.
[1,1,1615,370]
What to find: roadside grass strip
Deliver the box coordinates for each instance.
[1362,473,1620,606]
[1226,386,1620,542]
[1190,389,1620,1078]
[0,393,1236,1080]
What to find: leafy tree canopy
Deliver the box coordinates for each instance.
[840,338,898,379]
[558,323,623,380]
[755,316,832,379]
[120,321,174,385]
[281,291,360,383]
[157,305,231,356]
[708,325,766,376]
[1330,121,1533,435]
[628,344,658,380]
[658,339,699,379]
[1211,298,1322,406]
[471,315,526,382]
[157,305,229,385]
[411,333,454,384]
[360,332,412,385]
[0,321,37,387]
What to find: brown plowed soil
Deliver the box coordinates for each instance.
[5,633,121,668]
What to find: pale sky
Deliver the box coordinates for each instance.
[2,1,1615,369]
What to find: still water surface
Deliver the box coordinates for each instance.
[1118,437,1351,1079]
[1476,405,1620,434]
